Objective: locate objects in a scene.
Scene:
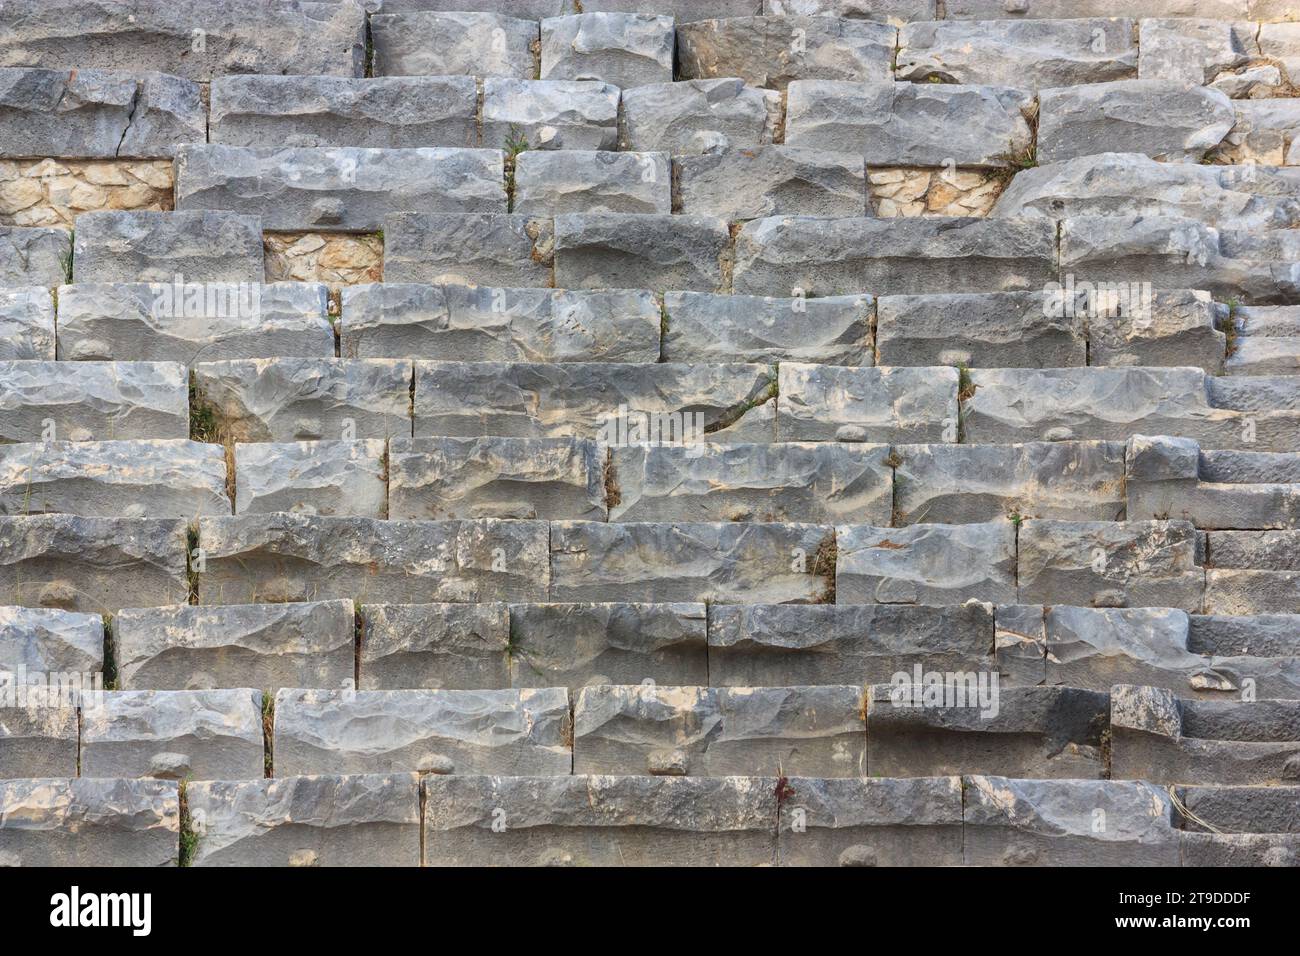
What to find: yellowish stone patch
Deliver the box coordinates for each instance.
[264,232,384,288]
[867,167,1005,218]
[0,159,173,227]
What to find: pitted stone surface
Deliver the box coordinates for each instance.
[359,602,510,691]
[0,227,69,286]
[235,440,387,519]
[554,213,730,292]
[775,364,958,443]
[513,150,671,216]
[0,605,104,675]
[540,13,674,89]
[72,210,264,284]
[371,12,538,79]
[675,146,868,220]
[482,78,620,152]
[619,79,781,155]
[662,291,872,365]
[0,287,54,360]
[382,213,554,287]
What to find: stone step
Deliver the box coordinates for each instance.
[543,12,675,89]
[1139,16,1298,94]
[619,78,781,155]
[1111,683,1300,784]
[272,686,573,776]
[513,150,671,216]
[1205,528,1300,613]
[71,210,264,284]
[1174,784,1300,834]
[0,604,105,676]
[0,704,78,778]
[0,439,230,517]
[482,78,621,152]
[1213,99,1300,165]
[0,286,55,360]
[382,212,554,286]
[776,364,957,442]
[1189,612,1300,658]
[235,440,387,518]
[675,146,869,219]
[370,11,539,80]
[554,212,731,291]
[0,226,69,287]
[1227,336,1300,375]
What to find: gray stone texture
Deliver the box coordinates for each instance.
[539,13,674,89]
[359,602,510,690]
[481,78,620,152]
[775,364,958,443]
[235,440,387,519]
[381,213,554,287]
[554,213,730,292]
[0,604,104,675]
[371,12,538,79]
[619,79,781,155]
[513,150,671,215]
[0,287,55,360]
[72,211,264,284]
[0,227,69,286]
[675,146,868,220]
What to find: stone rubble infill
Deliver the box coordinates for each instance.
[0,360,188,443]
[896,18,1137,88]
[412,361,777,442]
[572,684,868,777]
[554,213,731,292]
[0,0,366,80]
[272,687,573,776]
[676,146,869,220]
[114,600,355,692]
[0,604,104,675]
[867,684,1109,779]
[193,358,412,443]
[423,774,778,866]
[0,68,204,159]
[540,13,675,88]
[962,775,1181,866]
[775,364,957,443]
[513,150,671,216]
[175,145,507,233]
[732,216,1057,297]
[72,210,264,284]
[0,515,188,613]
[0,778,179,867]
[481,78,621,152]
[209,75,479,149]
[341,284,660,362]
[548,520,834,604]
[195,514,549,605]
[235,440,388,519]
[1211,100,1300,166]
[358,602,510,690]
[370,12,539,79]
[676,15,896,90]
[382,213,554,287]
[388,436,606,522]
[962,367,1300,451]
[707,602,996,687]
[0,439,230,518]
[618,79,782,155]
[1205,529,1300,614]
[784,80,1035,167]
[0,704,78,777]
[506,601,709,690]
[0,226,69,286]
[56,282,334,365]
[0,286,55,360]
[1111,683,1300,785]
[777,775,964,867]
[607,441,893,524]
[661,291,873,365]
[185,773,422,867]
[1126,435,1300,529]
[891,441,1126,524]
[836,519,1018,606]
[81,688,265,781]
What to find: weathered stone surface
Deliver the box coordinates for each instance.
[482,78,620,152]
[508,602,707,690]
[583,0,763,20]
[57,281,334,364]
[0,67,204,159]
[194,358,411,443]
[1175,784,1300,834]
[187,773,421,867]
[837,520,1018,606]
[962,775,1180,866]
[0,778,178,866]
[608,442,892,524]
[868,684,1109,778]
[235,440,386,519]
[676,146,867,219]
[897,18,1136,89]
[765,0,938,19]
[115,600,354,692]
[0,605,104,676]
[413,361,777,442]
[1189,613,1300,658]
[733,216,1057,297]
[0,439,229,518]
[196,515,549,605]
[0,515,187,612]
[777,775,963,867]
[514,150,670,215]
[382,213,554,287]
[1018,519,1204,610]
[1087,289,1225,373]
[273,687,572,776]
[995,604,1047,686]
[0,360,188,443]
[1259,22,1300,87]
[1138,18,1264,88]
[1181,831,1300,866]
[540,13,674,88]
[619,79,781,155]
[1205,530,1300,614]
[81,688,264,780]
[389,436,604,521]
[785,80,1035,167]
[72,210,264,284]
[775,364,958,443]
[0,286,54,360]
[176,145,505,232]
[210,75,478,149]
[549,520,834,604]
[554,213,729,292]
[892,441,1126,524]
[573,683,867,777]
[0,705,78,777]
[876,291,1086,368]
[677,15,895,90]
[359,602,509,690]
[371,12,538,79]
[708,602,996,688]
[661,291,872,365]
[0,0,366,80]
[0,226,69,286]
[1228,336,1300,376]
[949,0,1246,16]
[424,774,777,866]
